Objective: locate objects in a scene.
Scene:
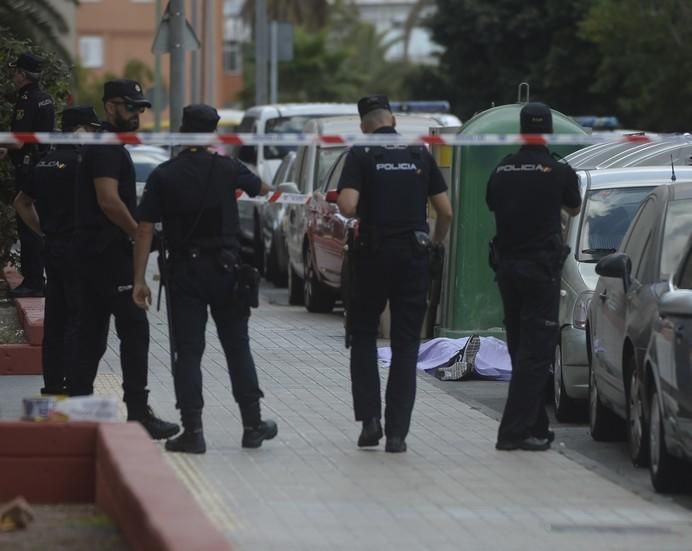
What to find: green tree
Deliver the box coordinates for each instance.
[0,29,71,266]
[580,0,692,131]
[0,0,77,62]
[423,0,606,120]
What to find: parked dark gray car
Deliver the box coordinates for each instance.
[643,235,692,492]
[587,182,692,470]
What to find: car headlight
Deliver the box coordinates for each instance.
[572,290,594,330]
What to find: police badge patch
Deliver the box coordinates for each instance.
[15,109,24,120]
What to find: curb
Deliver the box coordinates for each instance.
[0,421,232,551]
[0,266,43,376]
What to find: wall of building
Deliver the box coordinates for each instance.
[75,0,238,126]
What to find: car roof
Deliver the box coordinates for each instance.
[242,103,358,119]
[579,166,692,190]
[303,113,456,136]
[566,134,692,169]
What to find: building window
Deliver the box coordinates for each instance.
[79,36,104,69]
[223,41,242,74]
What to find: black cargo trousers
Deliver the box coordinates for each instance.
[14,164,44,290]
[71,239,150,415]
[41,237,80,394]
[168,251,264,425]
[349,233,429,439]
[496,251,561,444]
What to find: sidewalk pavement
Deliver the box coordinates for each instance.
[2,261,692,550]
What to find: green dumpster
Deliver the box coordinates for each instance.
[438,104,586,339]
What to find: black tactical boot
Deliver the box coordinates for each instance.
[240,401,278,448]
[385,436,407,453]
[166,410,206,454]
[242,420,278,448]
[128,406,180,440]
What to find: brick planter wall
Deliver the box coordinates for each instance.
[0,267,42,375]
[0,422,232,551]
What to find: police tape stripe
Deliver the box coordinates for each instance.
[0,131,675,147]
[235,190,310,204]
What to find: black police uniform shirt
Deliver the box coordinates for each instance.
[77,122,138,253]
[486,145,581,253]
[137,148,261,252]
[336,127,447,233]
[22,145,81,238]
[9,82,54,168]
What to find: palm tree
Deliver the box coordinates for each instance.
[1,0,76,61]
[242,0,330,32]
[401,0,436,62]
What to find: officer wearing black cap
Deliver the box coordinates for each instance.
[14,106,101,396]
[74,79,179,440]
[487,102,581,452]
[133,104,277,454]
[337,95,453,453]
[1,53,55,298]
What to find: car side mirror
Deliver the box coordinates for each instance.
[325,190,339,203]
[660,290,692,318]
[596,252,632,290]
[277,181,300,195]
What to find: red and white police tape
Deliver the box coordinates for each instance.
[1,131,685,147]
[235,190,309,205]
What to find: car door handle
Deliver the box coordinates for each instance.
[599,290,608,302]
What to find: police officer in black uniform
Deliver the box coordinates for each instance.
[75,80,179,440]
[337,95,453,453]
[133,104,277,454]
[487,102,581,451]
[1,53,54,298]
[14,106,101,396]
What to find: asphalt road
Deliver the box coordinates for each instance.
[262,283,692,512]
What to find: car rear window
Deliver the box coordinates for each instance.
[661,199,692,279]
[577,186,655,262]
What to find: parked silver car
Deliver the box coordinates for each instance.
[261,151,296,286]
[555,167,692,421]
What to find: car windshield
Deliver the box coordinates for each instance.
[661,199,692,279]
[264,115,335,160]
[577,186,655,262]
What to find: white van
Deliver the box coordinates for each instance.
[234,103,358,264]
[235,103,358,184]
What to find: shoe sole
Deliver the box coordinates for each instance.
[148,427,181,440]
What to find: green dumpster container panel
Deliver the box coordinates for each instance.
[440,104,586,339]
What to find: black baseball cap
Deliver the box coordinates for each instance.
[181,104,220,133]
[9,53,42,74]
[61,106,101,132]
[102,79,152,108]
[357,95,391,118]
[520,102,553,134]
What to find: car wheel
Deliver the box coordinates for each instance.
[252,213,265,275]
[304,246,335,313]
[589,362,624,441]
[649,390,683,493]
[627,361,649,467]
[288,263,304,306]
[554,342,583,422]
